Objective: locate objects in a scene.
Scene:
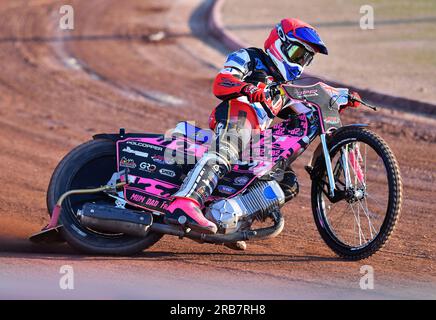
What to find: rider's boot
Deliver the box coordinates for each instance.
[166,153,231,234]
[279,167,299,202]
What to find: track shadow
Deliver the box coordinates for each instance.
[134,251,344,263]
[0,237,76,255]
[0,241,343,264]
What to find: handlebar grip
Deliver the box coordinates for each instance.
[349,94,378,111]
[265,84,280,100]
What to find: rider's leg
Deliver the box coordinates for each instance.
[165,149,232,234]
[166,101,255,234]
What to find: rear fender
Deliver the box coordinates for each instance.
[93,128,162,143]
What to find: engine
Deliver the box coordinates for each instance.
[205,180,285,234]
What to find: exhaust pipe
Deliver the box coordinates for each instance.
[78,203,153,237]
[78,202,284,243]
[198,210,284,243]
[149,210,285,243]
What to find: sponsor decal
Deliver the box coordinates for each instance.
[130,193,145,203]
[122,146,148,158]
[219,80,242,88]
[324,116,340,125]
[159,168,176,177]
[288,128,302,136]
[194,130,209,142]
[212,164,221,173]
[129,193,163,208]
[127,141,163,151]
[152,154,166,164]
[146,198,159,207]
[197,185,208,201]
[233,176,250,186]
[217,185,237,195]
[139,162,157,172]
[226,52,245,66]
[129,192,170,209]
[119,157,136,168]
[212,164,227,179]
[296,89,318,98]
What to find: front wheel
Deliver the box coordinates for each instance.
[311,127,402,260]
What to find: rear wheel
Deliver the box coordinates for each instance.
[311,128,402,260]
[47,139,163,255]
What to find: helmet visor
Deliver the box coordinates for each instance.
[285,43,314,66]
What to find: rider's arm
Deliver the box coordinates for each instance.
[213,49,253,100]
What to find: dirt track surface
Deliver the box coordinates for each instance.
[0,0,435,299]
[222,0,436,105]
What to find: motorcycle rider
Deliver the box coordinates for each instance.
[166,18,328,239]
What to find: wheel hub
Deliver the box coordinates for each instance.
[345,187,366,203]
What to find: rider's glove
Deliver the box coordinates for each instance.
[241,83,266,103]
[340,91,361,113]
[347,91,362,108]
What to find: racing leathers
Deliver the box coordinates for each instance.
[211,47,285,131]
[166,48,287,235]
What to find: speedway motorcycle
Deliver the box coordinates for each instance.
[30,81,402,260]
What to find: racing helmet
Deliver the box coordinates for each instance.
[264,18,328,81]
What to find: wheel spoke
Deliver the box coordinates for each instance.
[350,201,365,246]
[329,201,349,225]
[365,192,386,213]
[357,198,378,239]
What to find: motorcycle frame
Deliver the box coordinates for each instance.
[93,82,369,208]
[278,82,367,198]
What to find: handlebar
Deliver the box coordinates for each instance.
[264,81,379,112]
[349,94,378,111]
[264,83,280,100]
[264,83,284,102]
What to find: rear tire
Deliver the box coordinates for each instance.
[47,139,163,255]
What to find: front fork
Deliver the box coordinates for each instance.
[320,133,365,198]
[320,133,336,197]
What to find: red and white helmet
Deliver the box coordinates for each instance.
[264,18,328,81]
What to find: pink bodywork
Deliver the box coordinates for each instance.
[138,137,208,158]
[241,113,309,175]
[133,177,177,198]
[116,115,310,201]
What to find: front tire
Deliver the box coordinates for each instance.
[311,128,402,260]
[47,139,163,255]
